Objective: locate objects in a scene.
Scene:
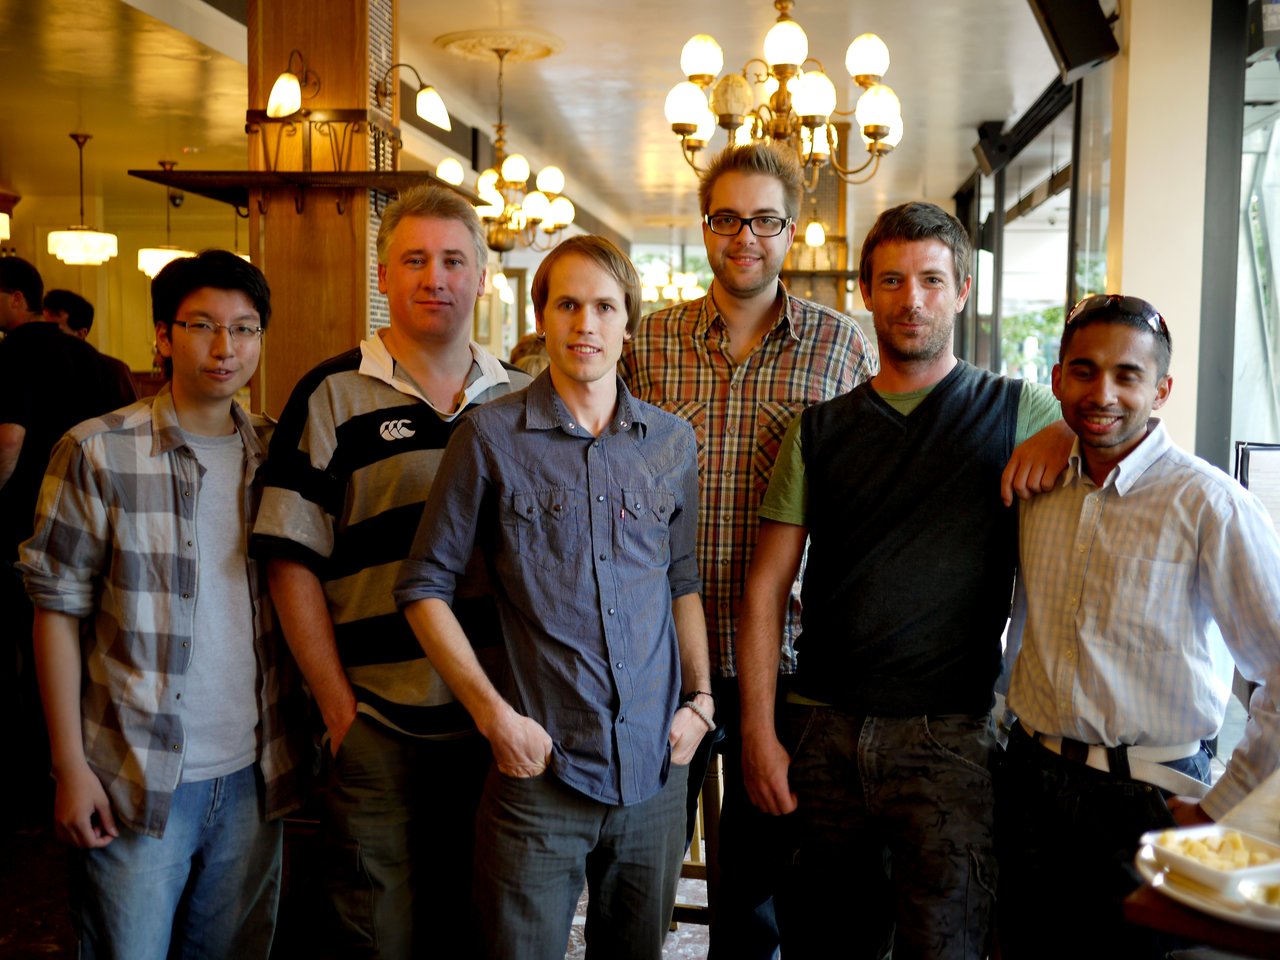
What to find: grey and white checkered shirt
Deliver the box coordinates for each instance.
[20,388,304,838]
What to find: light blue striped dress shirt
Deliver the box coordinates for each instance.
[1007,420,1280,818]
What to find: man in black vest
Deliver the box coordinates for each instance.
[736,202,1068,959]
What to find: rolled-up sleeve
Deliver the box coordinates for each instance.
[394,417,489,610]
[18,435,109,616]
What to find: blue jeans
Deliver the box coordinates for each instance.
[777,707,998,960]
[74,763,282,960]
[474,762,689,960]
[321,714,490,959]
[996,723,1210,959]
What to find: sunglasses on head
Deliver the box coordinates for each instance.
[1065,294,1168,339]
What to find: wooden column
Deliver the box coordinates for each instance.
[246,0,396,415]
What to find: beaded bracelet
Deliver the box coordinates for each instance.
[680,700,715,732]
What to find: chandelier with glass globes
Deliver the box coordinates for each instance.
[664,0,903,187]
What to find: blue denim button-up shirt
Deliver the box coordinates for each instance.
[396,373,701,805]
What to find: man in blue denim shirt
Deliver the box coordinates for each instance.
[396,236,714,960]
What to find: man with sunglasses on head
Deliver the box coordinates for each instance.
[997,295,1280,958]
[19,251,305,958]
[620,143,876,960]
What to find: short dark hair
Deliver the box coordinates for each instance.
[377,184,488,269]
[859,202,971,289]
[44,289,94,333]
[698,143,804,221]
[531,236,642,335]
[1059,295,1173,379]
[152,250,272,331]
[0,256,44,315]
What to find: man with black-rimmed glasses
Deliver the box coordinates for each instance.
[620,143,876,960]
[20,250,306,957]
[997,295,1280,958]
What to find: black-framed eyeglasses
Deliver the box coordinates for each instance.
[703,214,793,238]
[1065,294,1168,339]
[171,319,263,341]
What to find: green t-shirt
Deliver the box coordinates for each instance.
[760,379,1059,525]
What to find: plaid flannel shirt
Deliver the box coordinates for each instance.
[19,389,304,838]
[620,284,877,676]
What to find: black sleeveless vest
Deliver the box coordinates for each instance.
[796,361,1021,715]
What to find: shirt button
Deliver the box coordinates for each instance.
[171,744,180,752]
[553,504,562,512]
[620,421,628,428]
[186,540,193,547]
[616,661,624,669]
[597,495,605,502]
[182,641,189,648]
[183,490,191,497]
[175,693,181,700]
[600,553,607,561]
[182,593,191,600]
[567,423,577,430]
[608,608,616,616]
[720,559,728,566]
[619,716,626,723]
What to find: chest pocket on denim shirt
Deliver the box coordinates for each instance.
[617,488,675,565]
[511,488,582,565]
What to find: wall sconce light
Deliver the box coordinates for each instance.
[48,133,118,266]
[374,63,451,131]
[0,191,17,242]
[138,162,195,278]
[267,49,321,118]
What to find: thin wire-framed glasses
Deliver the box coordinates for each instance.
[703,214,793,238]
[171,319,263,342]
[1065,294,1168,339]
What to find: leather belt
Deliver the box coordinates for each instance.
[1017,721,1209,798]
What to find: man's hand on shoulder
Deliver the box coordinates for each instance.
[1001,419,1075,506]
[53,761,118,848]
[742,728,798,816]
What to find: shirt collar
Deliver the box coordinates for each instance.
[358,329,513,419]
[1067,418,1170,495]
[148,383,262,462]
[697,280,802,344]
[523,370,648,437]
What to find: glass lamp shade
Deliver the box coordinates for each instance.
[692,105,717,143]
[710,73,754,120]
[0,212,8,240]
[266,71,302,118]
[763,18,808,68]
[477,168,500,194]
[415,85,451,131]
[733,119,755,147]
[800,124,832,159]
[641,284,660,303]
[48,226,118,265]
[862,113,904,147]
[138,246,196,278]
[804,220,826,248]
[665,81,708,128]
[499,285,515,305]
[681,34,724,79]
[521,190,551,222]
[475,189,505,220]
[492,271,509,291]
[435,157,465,185]
[855,84,901,130]
[536,166,565,195]
[792,70,837,118]
[662,283,680,301]
[501,154,531,186]
[758,75,780,107]
[548,196,575,228]
[845,33,891,80]
[681,284,706,301]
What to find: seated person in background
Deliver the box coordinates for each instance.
[396,236,713,960]
[998,294,1280,959]
[43,288,138,397]
[20,251,304,958]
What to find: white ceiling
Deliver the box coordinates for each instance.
[0,0,1064,247]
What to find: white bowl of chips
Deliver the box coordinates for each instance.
[1142,825,1280,897]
